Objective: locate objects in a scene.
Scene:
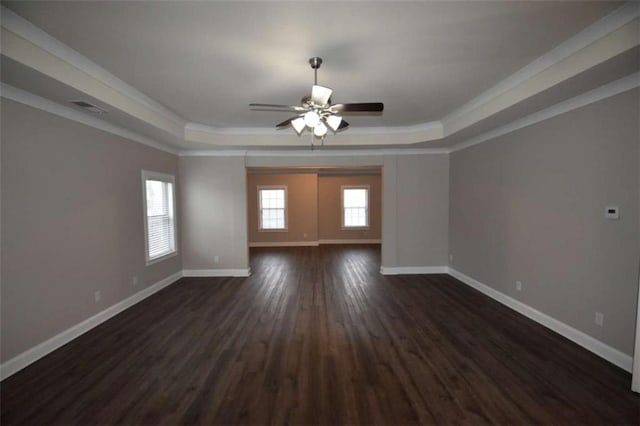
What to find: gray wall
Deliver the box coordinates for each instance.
[179,156,248,271]
[182,154,449,271]
[1,99,181,362]
[449,90,640,355]
[383,154,449,267]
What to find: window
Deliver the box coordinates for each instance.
[258,186,287,230]
[342,186,369,228]
[142,170,177,264]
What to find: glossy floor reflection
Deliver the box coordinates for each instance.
[2,245,638,425]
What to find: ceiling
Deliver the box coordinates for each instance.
[1,1,638,151]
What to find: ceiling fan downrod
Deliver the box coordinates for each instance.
[309,57,322,85]
[249,56,383,138]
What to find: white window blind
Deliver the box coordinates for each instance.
[259,187,286,230]
[343,187,369,228]
[142,171,176,263]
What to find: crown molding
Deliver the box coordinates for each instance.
[443,3,639,128]
[449,72,640,153]
[1,3,638,149]
[179,147,450,157]
[183,120,444,146]
[6,68,632,159]
[184,120,443,136]
[1,83,178,155]
[180,3,639,144]
[215,71,639,155]
[1,6,187,137]
[443,15,639,136]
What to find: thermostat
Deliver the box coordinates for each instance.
[605,206,619,220]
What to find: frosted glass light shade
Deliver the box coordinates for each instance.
[326,115,342,132]
[304,110,320,128]
[291,117,306,134]
[311,85,333,106]
[314,121,328,137]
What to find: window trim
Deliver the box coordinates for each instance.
[341,185,370,230]
[142,170,178,266]
[257,185,288,232]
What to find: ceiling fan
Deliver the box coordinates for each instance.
[250,57,384,138]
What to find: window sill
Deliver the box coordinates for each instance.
[341,226,370,230]
[258,228,288,232]
[146,250,178,266]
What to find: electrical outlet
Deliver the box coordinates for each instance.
[303,233,308,239]
[595,312,604,326]
[131,276,138,287]
[94,291,101,303]
[449,254,453,263]
[516,281,522,291]
[604,206,619,220]
[214,255,219,263]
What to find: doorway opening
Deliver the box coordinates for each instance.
[245,166,382,272]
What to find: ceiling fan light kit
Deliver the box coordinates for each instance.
[304,110,320,127]
[326,115,343,132]
[250,57,384,145]
[291,117,306,134]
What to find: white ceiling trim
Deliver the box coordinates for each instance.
[1,28,188,140]
[0,6,185,129]
[1,2,640,149]
[449,72,640,153]
[179,148,449,157]
[444,19,639,136]
[1,6,186,137]
[185,120,443,136]
[2,3,637,149]
[183,120,444,146]
[442,2,639,127]
[1,83,178,155]
[2,70,635,159]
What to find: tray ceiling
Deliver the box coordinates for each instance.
[1,1,637,151]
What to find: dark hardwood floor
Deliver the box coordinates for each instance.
[2,245,638,425]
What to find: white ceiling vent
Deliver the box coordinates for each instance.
[68,100,108,114]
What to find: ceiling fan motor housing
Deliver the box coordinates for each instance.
[309,57,323,69]
[249,56,383,137]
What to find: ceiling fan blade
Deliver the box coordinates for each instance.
[275,117,297,128]
[331,102,384,113]
[338,119,349,130]
[311,85,333,106]
[250,103,306,112]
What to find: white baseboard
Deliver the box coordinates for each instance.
[380,266,448,275]
[249,240,382,247]
[448,267,633,372]
[0,271,183,381]
[182,268,251,277]
[5,265,629,382]
[249,241,319,247]
[319,239,381,244]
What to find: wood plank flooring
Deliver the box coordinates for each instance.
[2,245,638,425]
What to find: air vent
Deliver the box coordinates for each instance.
[68,100,108,114]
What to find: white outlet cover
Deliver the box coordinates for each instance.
[94,291,101,302]
[595,312,604,326]
[516,281,522,291]
[604,206,619,220]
